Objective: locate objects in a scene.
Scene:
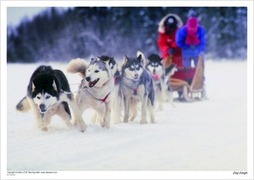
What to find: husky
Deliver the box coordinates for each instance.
[16,65,87,132]
[119,53,155,124]
[146,54,176,109]
[66,56,117,128]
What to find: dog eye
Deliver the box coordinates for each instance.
[129,65,135,70]
[45,95,51,99]
[94,70,99,73]
[36,96,41,99]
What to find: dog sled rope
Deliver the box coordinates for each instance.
[60,83,90,95]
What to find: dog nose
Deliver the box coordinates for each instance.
[39,104,46,111]
[86,76,91,82]
[134,74,138,78]
[153,69,156,74]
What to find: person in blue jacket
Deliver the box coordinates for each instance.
[176,17,206,68]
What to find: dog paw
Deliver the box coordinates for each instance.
[74,119,87,132]
[41,127,48,131]
[113,120,120,124]
[140,120,147,124]
[79,124,87,133]
[101,121,110,128]
[129,117,135,121]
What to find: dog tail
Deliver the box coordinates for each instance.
[16,96,31,112]
[66,58,88,78]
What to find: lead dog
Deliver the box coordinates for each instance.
[119,53,155,124]
[66,56,117,128]
[16,65,86,132]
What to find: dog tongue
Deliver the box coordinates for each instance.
[89,79,99,87]
[89,81,95,87]
[152,74,159,80]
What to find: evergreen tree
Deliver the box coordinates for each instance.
[7,7,247,63]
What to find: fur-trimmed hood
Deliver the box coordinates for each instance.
[158,14,183,33]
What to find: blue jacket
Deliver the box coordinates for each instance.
[176,26,206,57]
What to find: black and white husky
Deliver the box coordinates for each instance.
[119,53,155,124]
[16,65,86,132]
[66,56,117,128]
[146,54,176,109]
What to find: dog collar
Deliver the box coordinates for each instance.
[133,88,138,95]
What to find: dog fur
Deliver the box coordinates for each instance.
[16,65,86,132]
[66,56,118,128]
[118,53,155,124]
[146,53,176,109]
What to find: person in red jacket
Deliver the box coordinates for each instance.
[157,14,183,68]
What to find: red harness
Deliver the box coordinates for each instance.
[97,92,111,103]
[133,88,138,95]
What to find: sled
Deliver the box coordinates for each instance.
[164,55,205,102]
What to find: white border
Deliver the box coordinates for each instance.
[1,1,253,180]
[0,0,252,8]
[247,1,254,179]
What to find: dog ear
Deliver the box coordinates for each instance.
[137,54,142,60]
[52,80,57,91]
[136,50,144,58]
[32,83,35,92]
[108,57,116,70]
[124,55,129,64]
[137,54,146,66]
[137,51,147,66]
[90,57,97,64]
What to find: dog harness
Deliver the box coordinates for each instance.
[123,80,140,95]
[96,92,111,103]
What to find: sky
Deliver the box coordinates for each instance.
[7,7,49,27]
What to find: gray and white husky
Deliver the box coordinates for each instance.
[16,65,86,132]
[66,56,117,128]
[119,53,155,124]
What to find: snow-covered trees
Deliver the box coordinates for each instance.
[7,7,247,63]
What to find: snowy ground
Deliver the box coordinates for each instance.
[4,60,250,178]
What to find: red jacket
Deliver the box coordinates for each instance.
[157,31,182,66]
[157,14,183,67]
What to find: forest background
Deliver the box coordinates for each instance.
[7,7,247,63]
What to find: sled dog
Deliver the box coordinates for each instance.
[119,53,155,124]
[66,56,117,128]
[146,54,176,109]
[16,65,86,132]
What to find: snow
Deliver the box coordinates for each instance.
[3,60,252,179]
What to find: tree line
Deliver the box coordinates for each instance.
[7,7,247,63]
